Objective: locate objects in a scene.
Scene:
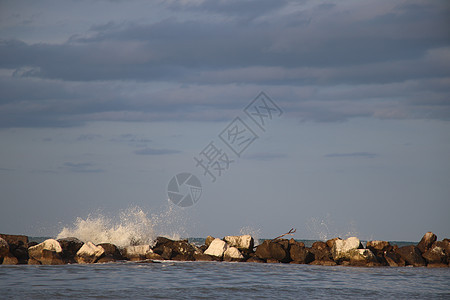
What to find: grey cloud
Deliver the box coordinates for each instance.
[324,152,378,159]
[134,147,181,155]
[244,152,287,161]
[62,162,104,173]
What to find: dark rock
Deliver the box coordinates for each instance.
[384,251,406,267]
[366,241,392,256]
[427,263,449,268]
[194,253,220,261]
[266,258,280,263]
[9,245,29,264]
[310,241,333,262]
[255,240,290,263]
[309,260,337,266]
[28,258,41,265]
[422,245,448,265]
[417,232,437,253]
[28,242,38,248]
[152,237,197,261]
[199,245,208,252]
[0,234,28,248]
[245,256,265,263]
[396,245,426,267]
[96,256,116,263]
[433,240,450,256]
[97,243,123,262]
[290,243,314,264]
[58,237,84,263]
[205,236,215,247]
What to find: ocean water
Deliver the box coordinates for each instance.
[1,261,449,299]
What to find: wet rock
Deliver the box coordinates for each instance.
[194,253,220,261]
[310,241,333,262]
[97,243,123,262]
[2,254,19,265]
[255,239,290,263]
[331,237,363,262]
[28,239,64,265]
[396,245,426,267]
[349,249,379,266]
[422,245,448,265]
[426,263,449,268]
[417,232,437,253]
[152,237,197,261]
[204,238,228,258]
[309,260,337,266]
[58,237,84,263]
[0,234,28,248]
[246,255,265,263]
[75,242,104,264]
[266,258,280,263]
[223,235,254,253]
[0,237,9,259]
[290,242,313,264]
[223,247,244,262]
[122,245,153,261]
[205,236,215,247]
[366,241,392,256]
[384,251,406,267]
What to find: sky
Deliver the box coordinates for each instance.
[0,0,449,242]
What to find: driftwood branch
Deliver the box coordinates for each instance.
[272,228,296,241]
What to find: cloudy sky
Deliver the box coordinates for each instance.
[0,0,449,241]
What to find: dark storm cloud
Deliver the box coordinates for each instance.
[0,0,449,127]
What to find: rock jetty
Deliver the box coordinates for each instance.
[0,232,448,267]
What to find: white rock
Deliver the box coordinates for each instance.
[122,245,153,259]
[332,237,363,261]
[224,247,244,260]
[76,242,105,263]
[224,235,254,251]
[204,238,228,257]
[29,239,62,254]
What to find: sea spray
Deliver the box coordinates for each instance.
[56,204,191,247]
[239,226,261,246]
[57,206,156,247]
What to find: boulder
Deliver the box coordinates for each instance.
[326,238,340,249]
[309,260,337,266]
[384,251,406,267]
[417,232,437,253]
[395,245,426,267]
[75,242,104,264]
[255,239,290,263]
[28,239,64,265]
[0,237,9,259]
[204,238,228,258]
[58,237,84,263]
[97,243,123,262]
[223,247,244,262]
[0,234,28,248]
[152,237,197,261]
[310,241,333,262]
[205,236,215,247]
[290,242,313,264]
[433,240,450,257]
[245,255,265,263]
[422,245,448,265]
[331,237,363,262]
[366,241,392,256]
[2,254,19,265]
[349,249,379,266]
[122,245,153,261]
[194,253,220,261]
[223,235,254,252]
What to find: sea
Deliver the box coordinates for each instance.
[1,259,449,299]
[1,208,449,299]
